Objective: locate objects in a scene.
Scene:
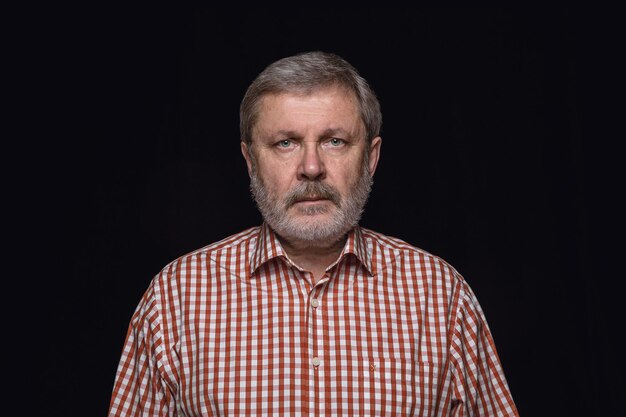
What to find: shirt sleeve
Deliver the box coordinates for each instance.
[448,282,519,417]
[108,281,178,417]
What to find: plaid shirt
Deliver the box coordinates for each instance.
[109,223,518,416]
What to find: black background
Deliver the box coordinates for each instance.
[17,5,623,416]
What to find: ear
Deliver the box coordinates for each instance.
[241,141,254,177]
[367,136,382,176]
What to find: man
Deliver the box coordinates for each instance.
[109,51,519,416]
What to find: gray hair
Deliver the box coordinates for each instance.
[240,51,382,146]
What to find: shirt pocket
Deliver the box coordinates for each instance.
[327,357,441,416]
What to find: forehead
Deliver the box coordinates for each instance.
[253,86,363,136]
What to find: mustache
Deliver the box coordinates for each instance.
[284,181,341,207]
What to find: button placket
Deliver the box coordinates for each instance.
[308,287,324,371]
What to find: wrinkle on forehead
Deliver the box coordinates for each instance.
[252,86,365,142]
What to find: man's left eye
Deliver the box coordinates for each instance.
[329,138,345,146]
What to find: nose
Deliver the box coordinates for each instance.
[297,142,326,181]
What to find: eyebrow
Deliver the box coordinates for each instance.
[273,128,351,138]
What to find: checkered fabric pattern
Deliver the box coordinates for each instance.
[109,223,518,416]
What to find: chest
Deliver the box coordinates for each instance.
[173,272,452,416]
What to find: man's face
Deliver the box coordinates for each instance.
[241,85,382,245]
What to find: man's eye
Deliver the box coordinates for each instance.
[276,140,293,148]
[329,138,345,146]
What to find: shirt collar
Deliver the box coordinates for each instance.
[249,222,287,275]
[338,225,374,276]
[250,223,374,277]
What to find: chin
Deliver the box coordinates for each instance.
[277,215,352,244]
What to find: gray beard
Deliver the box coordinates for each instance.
[249,158,373,246]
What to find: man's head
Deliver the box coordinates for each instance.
[240,52,382,246]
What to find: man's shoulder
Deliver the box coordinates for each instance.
[157,226,261,276]
[360,227,436,259]
[187,226,261,257]
[361,227,464,281]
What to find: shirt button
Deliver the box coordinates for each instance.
[311,299,319,308]
[312,357,321,367]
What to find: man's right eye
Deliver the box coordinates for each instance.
[276,140,293,148]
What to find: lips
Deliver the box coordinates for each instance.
[284,182,341,207]
[297,195,326,202]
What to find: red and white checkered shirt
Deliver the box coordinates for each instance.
[109,223,518,416]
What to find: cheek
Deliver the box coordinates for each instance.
[330,159,363,189]
[257,165,293,194]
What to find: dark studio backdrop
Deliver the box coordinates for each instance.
[25,5,623,416]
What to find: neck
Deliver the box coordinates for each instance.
[277,233,348,285]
